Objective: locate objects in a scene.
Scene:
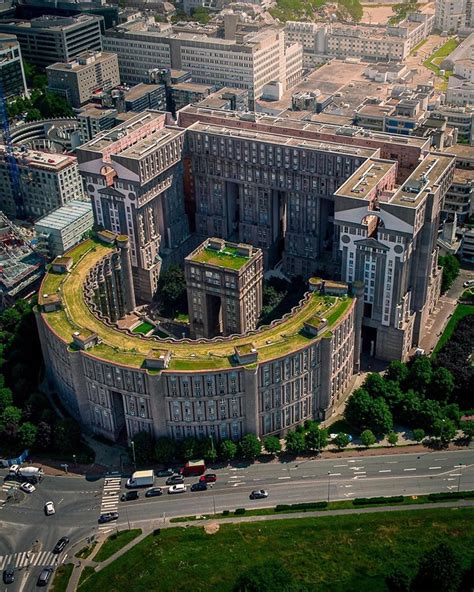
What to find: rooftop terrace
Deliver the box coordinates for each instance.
[39,239,353,371]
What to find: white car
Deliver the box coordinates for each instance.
[44,501,55,516]
[20,482,35,494]
[168,484,186,494]
[463,279,474,288]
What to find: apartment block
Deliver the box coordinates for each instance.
[46,51,120,108]
[185,238,263,338]
[0,147,84,218]
[0,34,27,98]
[124,83,167,113]
[104,22,289,105]
[76,111,190,302]
[334,153,455,361]
[0,15,103,69]
[435,0,474,32]
[170,82,215,114]
[77,105,119,144]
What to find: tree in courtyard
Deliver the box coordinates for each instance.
[439,254,460,293]
[238,434,262,461]
[17,422,37,448]
[369,398,394,436]
[220,439,237,462]
[387,432,399,446]
[363,373,388,399]
[408,356,433,396]
[156,265,187,315]
[180,437,198,461]
[385,360,409,386]
[385,569,411,592]
[344,388,373,430]
[284,430,306,455]
[360,429,376,448]
[461,421,474,443]
[0,405,22,438]
[154,437,176,464]
[333,432,350,449]
[411,543,462,592]
[412,428,425,443]
[304,425,328,452]
[36,421,52,450]
[263,435,281,456]
[433,418,457,444]
[53,418,81,452]
[430,367,455,403]
[198,438,218,463]
[130,431,155,464]
[0,386,13,412]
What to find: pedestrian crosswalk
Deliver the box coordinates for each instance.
[0,550,57,570]
[98,473,121,533]
[0,480,20,509]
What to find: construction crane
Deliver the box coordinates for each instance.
[0,82,25,219]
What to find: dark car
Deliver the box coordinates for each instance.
[199,473,217,483]
[53,536,70,554]
[145,487,163,498]
[37,567,53,587]
[120,490,139,502]
[166,474,184,485]
[156,469,175,477]
[98,512,119,524]
[191,481,208,492]
[2,566,14,585]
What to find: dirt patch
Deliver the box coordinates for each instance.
[204,523,220,535]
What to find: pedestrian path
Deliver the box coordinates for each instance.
[0,550,57,570]
[0,480,20,509]
[98,473,121,533]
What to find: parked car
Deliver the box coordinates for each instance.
[2,566,14,584]
[156,469,175,477]
[191,481,208,492]
[98,512,119,524]
[20,482,36,494]
[463,279,474,288]
[53,537,69,554]
[120,490,139,502]
[166,474,184,485]
[145,487,163,498]
[44,501,55,516]
[199,473,217,483]
[36,567,53,587]
[168,484,186,494]
[249,490,268,500]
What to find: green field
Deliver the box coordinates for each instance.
[78,508,474,592]
[433,303,474,354]
[94,529,142,562]
[50,564,74,592]
[423,38,459,80]
[131,322,154,335]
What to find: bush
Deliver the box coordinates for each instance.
[353,496,404,506]
[222,510,230,516]
[427,491,474,502]
[289,501,328,511]
[234,508,246,515]
[412,428,425,442]
[275,504,291,512]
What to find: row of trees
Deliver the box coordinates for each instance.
[344,356,470,443]
[439,254,460,293]
[0,301,85,459]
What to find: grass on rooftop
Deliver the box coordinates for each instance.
[192,246,249,270]
[423,37,459,80]
[78,508,474,592]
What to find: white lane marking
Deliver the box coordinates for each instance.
[329,473,341,476]
[449,473,461,477]
[354,472,366,475]
[344,492,355,497]
[333,464,348,468]
[232,482,244,486]
[447,478,456,481]
[278,476,291,480]
[344,485,352,488]
[429,467,442,470]
[348,460,356,463]
[379,470,391,473]
[404,468,416,471]
[387,461,398,464]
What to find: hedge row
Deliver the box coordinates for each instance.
[275,501,328,512]
[353,496,404,506]
[428,491,474,502]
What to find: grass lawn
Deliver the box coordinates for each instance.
[75,542,97,559]
[191,246,250,270]
[423,38,459,79]
[50,564,74,592]
[94,529,142,562]
[78,508,474,592]
[433,303,474,355]
[132,322,154,335]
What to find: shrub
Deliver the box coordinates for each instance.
[353,496,404,506]
[222,510,230,516]
[234,508,246,515]
[275,504,291,512]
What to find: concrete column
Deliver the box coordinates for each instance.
[318,336,333,418]
[117,236,136,312]
[352,280,364,373]
[242,366,259,436]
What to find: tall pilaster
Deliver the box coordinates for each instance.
[117,235,136,313]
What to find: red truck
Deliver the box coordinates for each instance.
[180,460,206,477]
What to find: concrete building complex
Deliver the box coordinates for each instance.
[0,34,28,98]
[186,238,263,338]
[435,0,474,33]
[0,146,85,219]
[0,15,103,69]
[76,111,190,302]
[35,200,94,258]
[46,51,120,108]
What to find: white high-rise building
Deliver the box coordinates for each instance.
[435,0,474,33]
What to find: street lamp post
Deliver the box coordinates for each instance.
[72,454,77,466]
[327,472,331,504]
[131,441,136,467]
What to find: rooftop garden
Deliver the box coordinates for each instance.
[191,245,250,271]
[39,240,353,370]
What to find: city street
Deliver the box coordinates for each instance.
[1,448,473,590]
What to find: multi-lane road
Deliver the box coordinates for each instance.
[1,448,473,590]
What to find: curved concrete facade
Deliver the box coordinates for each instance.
[36,239,360,442]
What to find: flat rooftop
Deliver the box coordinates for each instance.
[118,126,182,160]
[47,51,115,72]
[172,82,214,93]
[335,158,396,199]
[35,200,92,231]
[39,239,353,370]
[188,122,375,158]
[125,83,163,101]
[0,146,76,171]
[189,245,251,271]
